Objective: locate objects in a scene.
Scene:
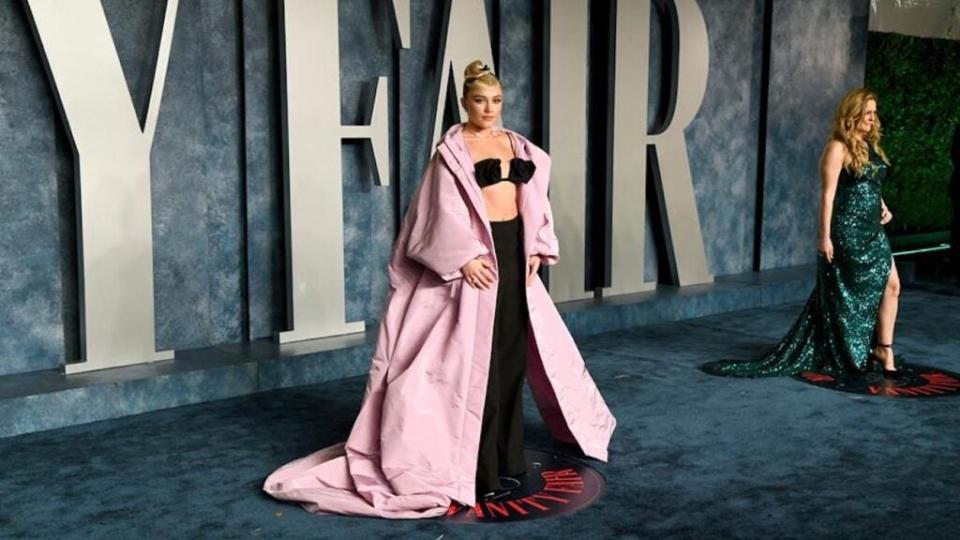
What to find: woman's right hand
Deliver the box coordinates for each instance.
[462,257,496,290]
[818,237,834,263]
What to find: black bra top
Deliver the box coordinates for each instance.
[473,157,536,188]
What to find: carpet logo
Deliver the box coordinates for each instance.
[796,364,960,398]
[442,449,605,523]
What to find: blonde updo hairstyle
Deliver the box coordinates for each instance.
[462,59,500,97]
[831,88,889,175]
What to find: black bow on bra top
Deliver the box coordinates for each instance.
[473,157,536,188]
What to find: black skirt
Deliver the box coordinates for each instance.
[475,215,528,495]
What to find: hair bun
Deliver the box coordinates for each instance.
[462,59,501,97]
[464,59,493,81]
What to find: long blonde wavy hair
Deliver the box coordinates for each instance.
[462,59,500,97]
[830,88,890,174]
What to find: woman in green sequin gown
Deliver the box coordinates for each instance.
[704,89,902,377]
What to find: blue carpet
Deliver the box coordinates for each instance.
[1,286,958,539]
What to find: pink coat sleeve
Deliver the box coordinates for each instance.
[531,177,560,267]
[405,156,489,281]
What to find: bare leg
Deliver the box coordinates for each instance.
[873,260,901,371]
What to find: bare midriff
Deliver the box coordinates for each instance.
[481,183,519,221]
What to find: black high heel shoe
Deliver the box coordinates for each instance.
[478,474,525,501]
[868,343,903,379]
[479,486,513,501]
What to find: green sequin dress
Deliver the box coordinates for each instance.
[704,147,892,376]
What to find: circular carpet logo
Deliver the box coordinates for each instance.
[441,449,605,523]
[795,364,960,398]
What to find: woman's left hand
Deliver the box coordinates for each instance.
[526,255,541,286]
[880,204,893,225]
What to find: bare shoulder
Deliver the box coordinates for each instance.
[821,140,846,165]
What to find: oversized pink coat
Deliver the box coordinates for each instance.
[263,123,616,518]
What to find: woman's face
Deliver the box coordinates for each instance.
[856,99,877,135]
[461,84,503,130]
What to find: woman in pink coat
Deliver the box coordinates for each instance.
[263,60,616,519]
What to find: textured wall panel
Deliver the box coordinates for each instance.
[242,0,285,340]
[0,2,74,376]
[684,0,765,276]
[760,0,870,269]
[149,0,246,350]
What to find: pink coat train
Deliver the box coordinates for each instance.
[262,123,616,518]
